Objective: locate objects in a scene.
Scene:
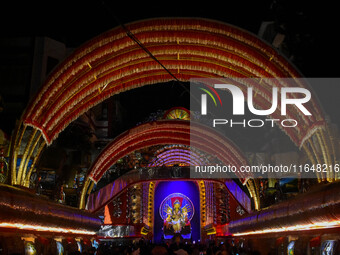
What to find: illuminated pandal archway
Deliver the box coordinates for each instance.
[9,18,336,209]
[79,120,253,209]
[147,145,210,167]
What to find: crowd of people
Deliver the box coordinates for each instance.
[92,235,261,255]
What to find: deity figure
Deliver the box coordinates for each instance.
[164,199,190,233]
[161,193,193,239]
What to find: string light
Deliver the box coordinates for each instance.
[233,220,340,236]
[0,223,96,235]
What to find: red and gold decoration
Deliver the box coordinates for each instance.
[0,184,100,236]
[128,184,142,224]
[86,120,249,183]
[8,18,337,212]
[164,107,190,120]
[141,181,155,236]
[104,193,126,225]
[20,18,325,146]
[147,145,210,167]
[102,183,149,238]
[78,120,256,209]
[141,181,154,236]
[229,181,340,236]
[200,180,248,237]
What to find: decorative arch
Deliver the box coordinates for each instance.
[80,120,259,209]
[163,107,191,120]
[22,18,324,145]
[147,145,208,167]
[87,120,249,182]
[10,18,337,201]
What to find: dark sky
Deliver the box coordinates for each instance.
[2,0,271,45]
[1,0,339,125]
[1,0,338,75]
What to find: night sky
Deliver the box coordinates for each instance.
[1,0,338,74]
[1,0,339,127]
[0,1,336,54]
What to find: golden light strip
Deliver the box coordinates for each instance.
[147,182,155,228]
[233,220,340,236]
[199,181,206,225]
[0,223,96,235]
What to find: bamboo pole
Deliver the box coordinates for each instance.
[8,122,21,185]
[79,177,91,209]
[245,181,252,198]
[303,142,321,182]
[78,180,96,210]
[23,140,46,187]
[319,129,334,181]
[326,124,340,180]
[253,179,261,210]
[246,179,259,210]
[21,133,42,185]
[87,181,95,195]
[11,124,27,185]
[17,129,37,185]
[316,130,331,182]
[307,138,322,181]
[326,124,337,165]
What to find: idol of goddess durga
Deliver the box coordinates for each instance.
[164,199,190,233]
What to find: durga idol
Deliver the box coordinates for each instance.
[164,199,189,233]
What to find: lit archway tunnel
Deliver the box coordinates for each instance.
[80,120,256,210]
[9,18,336,209]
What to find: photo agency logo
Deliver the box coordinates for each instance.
[197,79,312,129]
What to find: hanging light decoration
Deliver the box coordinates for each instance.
[0,223,96,235]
